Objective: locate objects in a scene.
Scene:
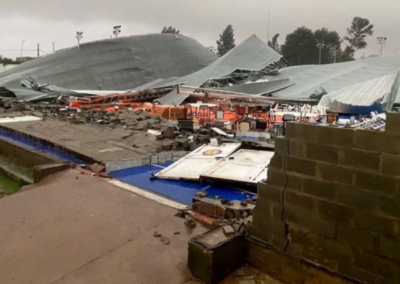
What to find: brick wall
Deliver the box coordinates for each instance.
[250,112,400,284]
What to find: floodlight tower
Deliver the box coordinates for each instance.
[21,40,26,57]
[76,31,84,47]
[377,37,387,56]
[317,41,325,65]
[113,26,122,38]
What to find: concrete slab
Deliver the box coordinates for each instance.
[0,170,206,284]
[0,120,182,167]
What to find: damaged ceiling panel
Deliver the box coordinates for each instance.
[0,34,217,91]
[156,35,284,105]
[267,56,400,100]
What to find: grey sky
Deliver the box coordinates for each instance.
[0,0,399,59]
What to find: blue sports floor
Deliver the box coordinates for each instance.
[109,162,256,205]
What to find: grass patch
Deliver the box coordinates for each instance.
[0,174,21,194]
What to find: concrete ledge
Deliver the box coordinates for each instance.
[33,163,71,183]
[0,164,33,185]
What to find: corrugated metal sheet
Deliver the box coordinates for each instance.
[156,35,283,105]
[318,74,397,114]
[0,34,217,91]
[222,79,293,95]
[267,56,400,100]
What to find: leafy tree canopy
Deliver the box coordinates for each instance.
[344,16,374,57]
[216,25,236,56]
[268,33,280,52]
[161,26,180,34]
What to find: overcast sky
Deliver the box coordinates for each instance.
[0,0,399,59]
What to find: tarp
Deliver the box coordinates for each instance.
[0,34,217,92]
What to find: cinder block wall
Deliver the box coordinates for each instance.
[250,112,400,284]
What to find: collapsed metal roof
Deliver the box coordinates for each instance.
[155,35,284,105]
[221,79,294,95]
[318,73,399,114]
[267,56,400,100]
[0,34,217,91]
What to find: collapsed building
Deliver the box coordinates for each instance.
[2,33,400,284]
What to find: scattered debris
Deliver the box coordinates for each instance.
[195,191,208,198]
[153,231,162,237]
[184,216,197,229]
[223,225,235,236]
[174,231,181,235]
[160,236,170,245]
[89,163,106,174]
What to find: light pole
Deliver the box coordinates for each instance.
[76,31,84,47]
[331,46,337,63]
[21,40,25,57]
[113,25,122,38]
[377,37,387,56]
[316,41,325,65]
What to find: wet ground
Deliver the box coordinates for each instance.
[0,169,208,284]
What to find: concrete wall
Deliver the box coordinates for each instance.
[0,138,61,166]
[249,113,400,284]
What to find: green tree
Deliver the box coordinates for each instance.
[0,57,20,66]
[281,27,349,65]
[268,33,280,52]
[216,25,236,56]
[314,28,342,63]
[281,27,316,65]
[161,26,180,34]
[343,17,374,58]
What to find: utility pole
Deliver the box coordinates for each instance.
[316,41,325,65]
[331,46,337,63]
[113,25,122,38]
[37,43,40,57]
[377,37,387,56]
[267,11,270,43]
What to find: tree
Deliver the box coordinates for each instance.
[343,17,374,57]
[216,25,236,56]
[281,26,349,65]
[314,28,342,63]
[281,27,316,65]
[268,33,280,52]
[0,56,20,66]
[161,26,180,34]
